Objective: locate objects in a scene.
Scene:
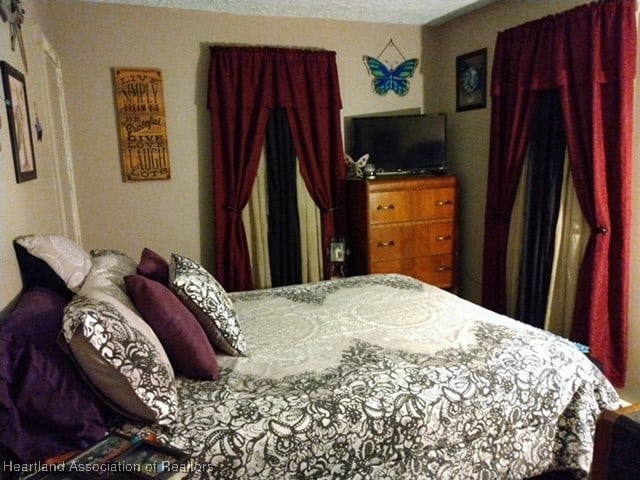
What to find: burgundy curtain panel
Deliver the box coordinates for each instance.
[482,0,636,386]
[208,47,345,292]
[287,105,346,279]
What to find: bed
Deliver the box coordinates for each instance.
[1,235,620,480]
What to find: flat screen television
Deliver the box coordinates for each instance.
[350,113,447,175]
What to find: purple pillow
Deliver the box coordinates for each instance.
[0,287,110,462]
[137,248,170,286]
[125,275,219,380]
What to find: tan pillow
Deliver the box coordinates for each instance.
[62,293,177,425]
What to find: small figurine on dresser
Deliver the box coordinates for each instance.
[344,153,370,178]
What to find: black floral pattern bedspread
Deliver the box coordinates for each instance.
[129,274,619,480]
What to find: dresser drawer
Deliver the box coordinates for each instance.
[414,222,455,256]
[414,254,455,287]
[369,225,414,261]
[370,258,414,276]
[415,188,456,220]
[369,253,455,288]
[346,175,458,291]
[369,190,412,224]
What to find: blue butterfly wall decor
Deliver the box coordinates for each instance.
[363,55,419,97]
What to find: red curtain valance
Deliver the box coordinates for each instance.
[208,47,343,110]
[492,0,637,96]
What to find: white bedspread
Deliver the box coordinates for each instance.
[129,274,619,479]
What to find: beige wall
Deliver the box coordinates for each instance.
[0,1,66,311]
[42,1,424,270]
[1,0,639,401]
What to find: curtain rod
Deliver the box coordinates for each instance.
[210,42,327,52]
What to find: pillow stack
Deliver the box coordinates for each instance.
[125,249,222,380]
[8,235,247,434]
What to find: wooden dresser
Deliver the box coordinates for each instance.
[591,403,640,479]
[346,175,458,290]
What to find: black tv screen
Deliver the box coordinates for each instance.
[351,113,447,175]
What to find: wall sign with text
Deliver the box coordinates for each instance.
[114,67,170,181]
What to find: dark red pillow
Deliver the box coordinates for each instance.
[0,287,110,462]
[124,275,219,380]
[136,248,170,286]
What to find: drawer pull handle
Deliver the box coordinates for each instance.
[436,200,453,206]
[377,241,396,248]
[435,235,452,241]
[436,266,453,272]
[377,204,395,211]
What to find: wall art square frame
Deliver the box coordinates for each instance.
[1,60,36,182]
[456,48,487,112]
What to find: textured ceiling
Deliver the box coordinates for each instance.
[80,0,497,25]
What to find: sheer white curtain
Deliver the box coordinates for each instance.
[506,158,528,319]
[506,151,589,337]
[296,161,323,284]
[545,161,590,337]
[242,153,271,288]
[242,148,323,289]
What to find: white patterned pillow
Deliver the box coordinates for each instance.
[169,253,247,356]
[15,235,92,292]
[79,249,138,310]
[62,295,178,425]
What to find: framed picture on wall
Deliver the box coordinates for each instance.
[1,60,37,182]
[456,48,487,112]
